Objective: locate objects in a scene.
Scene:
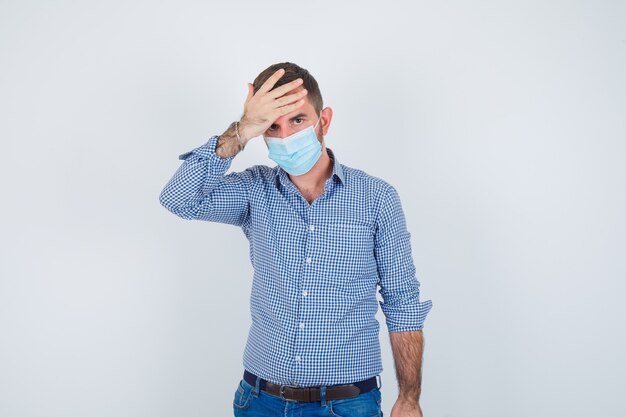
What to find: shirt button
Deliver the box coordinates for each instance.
[306,257,312,264]
[299,323,305,329]
[309,224,315,231]
[302,290,308,297]
[295,355,301,362]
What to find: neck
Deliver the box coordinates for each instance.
[288,144,333,190]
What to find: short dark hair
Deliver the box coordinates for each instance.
[252,62,323,115]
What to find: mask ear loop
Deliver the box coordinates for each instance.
[314,112,322,130]
[311,112,323,141]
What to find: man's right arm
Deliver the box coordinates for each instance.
[158,122,255,226]
[159,67,308,225]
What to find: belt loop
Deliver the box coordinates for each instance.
[320,385,327,407]
[253,375,261,398]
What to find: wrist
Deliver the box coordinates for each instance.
[398,391,421,406]
[237,117,256,143]
[234,121,247,151]
[216,122,244,158]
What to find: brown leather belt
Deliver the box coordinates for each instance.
[243,370,378,402]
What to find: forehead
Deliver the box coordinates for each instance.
[272,85,317,122]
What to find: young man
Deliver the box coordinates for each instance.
[159,62,433,417]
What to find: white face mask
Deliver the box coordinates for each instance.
[263,114,323,176]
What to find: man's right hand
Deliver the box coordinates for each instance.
[237,68,308,142]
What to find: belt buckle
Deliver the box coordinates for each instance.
[279,384,300,402]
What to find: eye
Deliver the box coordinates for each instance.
[294,118,304,124]
[268,124,278,131]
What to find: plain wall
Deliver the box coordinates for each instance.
[1,1,625,416]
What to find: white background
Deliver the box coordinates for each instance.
[1,1,625,416]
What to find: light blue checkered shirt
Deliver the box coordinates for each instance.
[159,134,432,387]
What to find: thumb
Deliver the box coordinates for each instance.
[245,83,254,101]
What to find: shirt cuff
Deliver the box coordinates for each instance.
[382,299,433,332]
[178,135,235,175]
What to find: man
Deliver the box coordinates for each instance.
[159,62,433,417]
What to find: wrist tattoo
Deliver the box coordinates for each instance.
[216,121,242,159]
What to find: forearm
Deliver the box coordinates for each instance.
[216,120,255,158]
[216,121,244,158]
[389,330,424,406]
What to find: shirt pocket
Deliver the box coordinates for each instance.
[324,219,376,279]
[327,219,374,252]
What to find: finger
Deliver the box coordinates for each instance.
[274,99,306,116]
[257,68,285,94]
[267,77,304,99]
[273,89,307,108]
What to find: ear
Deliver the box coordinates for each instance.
[320,107,333,136]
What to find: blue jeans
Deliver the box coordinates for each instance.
[232,376,383,417]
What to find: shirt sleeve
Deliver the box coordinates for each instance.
[374,184,433,332]
[158,134,255,226]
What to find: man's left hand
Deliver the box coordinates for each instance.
[390,398,423,417]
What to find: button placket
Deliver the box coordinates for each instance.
[296,215,315,373]
[295,222,310,373]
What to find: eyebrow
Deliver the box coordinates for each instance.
[289,113,307,121]
[270,113,309,128]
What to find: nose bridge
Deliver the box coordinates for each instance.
[280,124,297,138]
[271,119,300,139]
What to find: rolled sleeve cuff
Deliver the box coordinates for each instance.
[381,299,433,332]
[178,135,235,175]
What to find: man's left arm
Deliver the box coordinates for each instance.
[389,330,425,416]
[373,185,432,416]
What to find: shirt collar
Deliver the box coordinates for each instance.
[326,147,346,184]
[276,146,345,188]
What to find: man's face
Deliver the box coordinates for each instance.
[263,85,324,141]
